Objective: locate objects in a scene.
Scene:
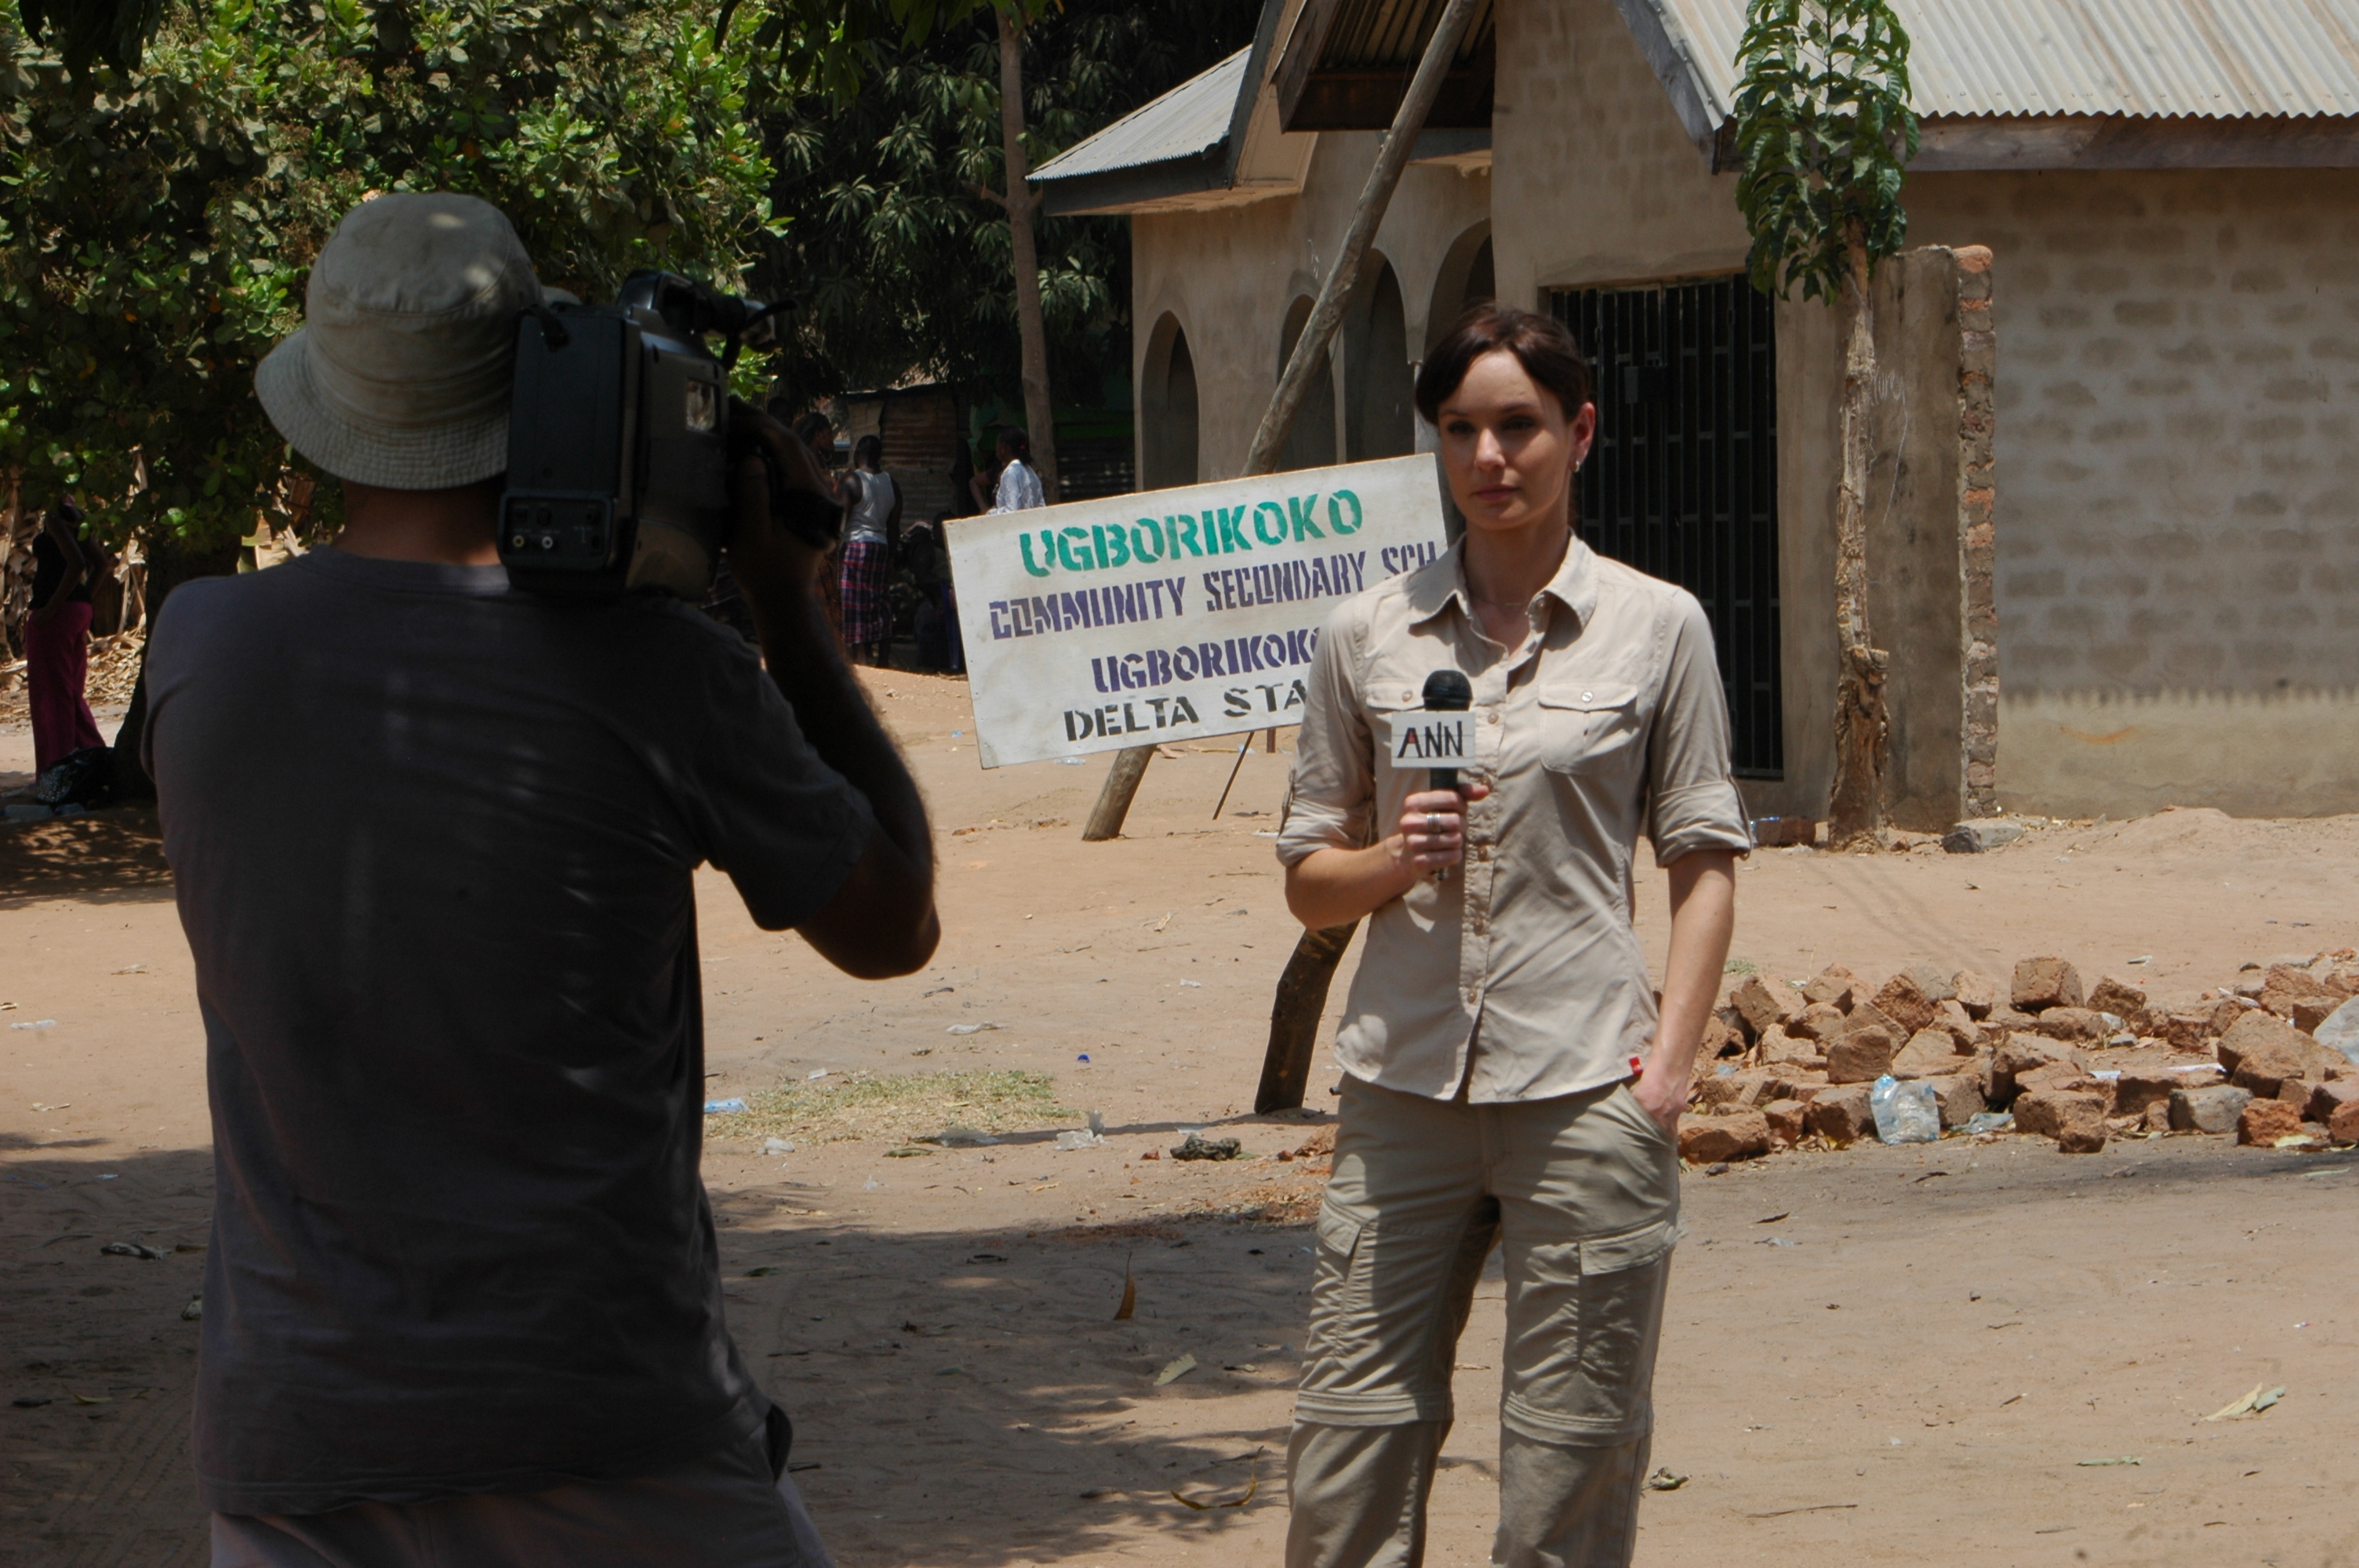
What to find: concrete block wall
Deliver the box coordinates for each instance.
[1906,169,2359,817]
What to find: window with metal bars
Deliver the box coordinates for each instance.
[1548,278,1783,779]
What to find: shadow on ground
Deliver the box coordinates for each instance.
[0,804,172,910]
[3,1142,1313,1568]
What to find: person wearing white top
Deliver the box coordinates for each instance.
[987,429,1045,513]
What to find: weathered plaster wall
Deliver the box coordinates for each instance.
[1132,138,1492,483]
[1488,0,1748,304]
[1903,169,2359,818]
[1133,0,2359,820]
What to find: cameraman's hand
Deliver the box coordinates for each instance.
[726,401,835,604]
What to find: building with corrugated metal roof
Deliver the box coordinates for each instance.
[1034,0,2359,825]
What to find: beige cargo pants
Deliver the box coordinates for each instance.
[1286,1075,1681,1568]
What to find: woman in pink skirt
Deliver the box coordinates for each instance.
[26,497,107,773]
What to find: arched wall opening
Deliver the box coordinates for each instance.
[1345,256,1414,462]
[1424,224,1497,355]
[1278,295,1338,472]
[1139,312,1199,491]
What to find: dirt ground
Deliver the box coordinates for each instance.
[4,670,2357,1567]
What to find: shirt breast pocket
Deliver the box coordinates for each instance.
[1537,684,1643,778]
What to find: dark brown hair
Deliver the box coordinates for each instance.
[1414,303,1594,426]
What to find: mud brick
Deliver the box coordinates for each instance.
[2332,1099,2359,1144]
[1694,1070,1772,1110]
[1923,1074,1986,1127]
[2305,1080,2359,1125]
[1829,1000,1903,1041]
[2216,1012,2336,1087]
[2111,1064,2183,1117]
[2289,996,2341,1033]
[2159,1011,2218,1051]
[2169,1084,2251,1134]
[1990,1035,2069,1103]
[1871,971,1941,1035]
[2016,1061,2109,1109]
[1789,1002,1847,1041]
[1762,1098,1808,1146]
[1931,998,1983,1049]
[1803,963,1863,1011]
[2087,976,2147,1018]
[1804,1084,1874,1144]
[1678,1109,1770,1163]
[2237,1098,2306,1147]
[1730,975,1808,1039]
[1825,1025,1898,1085]
[2015,1089,2107,1152]
[1951,969,2001,1020]
[1892,1029,1965,1080]
[2030,1007,2109,1044]
[2011,956,2085,1014]
[1757,1025,1823,1066]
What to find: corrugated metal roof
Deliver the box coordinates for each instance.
[1649,0,2359,121]
[1032,49,1252,183]
[1292,0,1496,70]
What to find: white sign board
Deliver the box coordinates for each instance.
[948,454,1452,768]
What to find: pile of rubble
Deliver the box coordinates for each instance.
[1677,952,2359,1162]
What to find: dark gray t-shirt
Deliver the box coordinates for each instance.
[144,550,873,1515]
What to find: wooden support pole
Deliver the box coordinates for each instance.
[1255,921,1361,1115]
[1248,0,1480,1110]
[1084,0,1478,861]
[1080,744,1154,841]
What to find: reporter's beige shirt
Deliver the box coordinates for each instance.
[1277,535,1751,1104]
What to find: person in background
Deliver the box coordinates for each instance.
[903,509,961,675]
[965,437,1001,517]
[26,496,107,774]
[794,412,847,645]
[838,435,901,667]
[987,429,1044,513]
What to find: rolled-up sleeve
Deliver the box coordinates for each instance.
[1277,602,1374,868]
[1645,593,1754,866]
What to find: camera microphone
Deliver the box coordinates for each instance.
[1420,670,1473,794]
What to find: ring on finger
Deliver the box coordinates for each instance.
[1426,812,1443,837]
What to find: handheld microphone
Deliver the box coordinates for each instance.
[1421,670,1473,793]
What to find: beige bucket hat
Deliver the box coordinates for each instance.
[255,192,543,489]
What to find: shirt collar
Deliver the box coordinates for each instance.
[1404,532,1601,632]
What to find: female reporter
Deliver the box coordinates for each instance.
[1275,303,1747,1568]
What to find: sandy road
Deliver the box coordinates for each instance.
[5,672,2357,1565]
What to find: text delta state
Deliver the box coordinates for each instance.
[1065,678,1311,742]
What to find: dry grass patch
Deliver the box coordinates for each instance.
[713,1070,1072,1147]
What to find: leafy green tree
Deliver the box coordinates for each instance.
[751,0,1260,432]
[1732,0,1917,848]
[0,0,778,555]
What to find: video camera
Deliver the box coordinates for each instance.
[500,270,837,599]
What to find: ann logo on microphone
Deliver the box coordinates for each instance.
[1384,713,1472,768]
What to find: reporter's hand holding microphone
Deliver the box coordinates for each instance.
[1394,669,1487,880]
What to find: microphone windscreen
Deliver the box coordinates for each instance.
[1421,669,1473,711]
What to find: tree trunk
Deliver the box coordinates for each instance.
[996,9,1059,506]
[1826,228,1889,850]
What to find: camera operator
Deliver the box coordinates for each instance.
[142,193,936,1564]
